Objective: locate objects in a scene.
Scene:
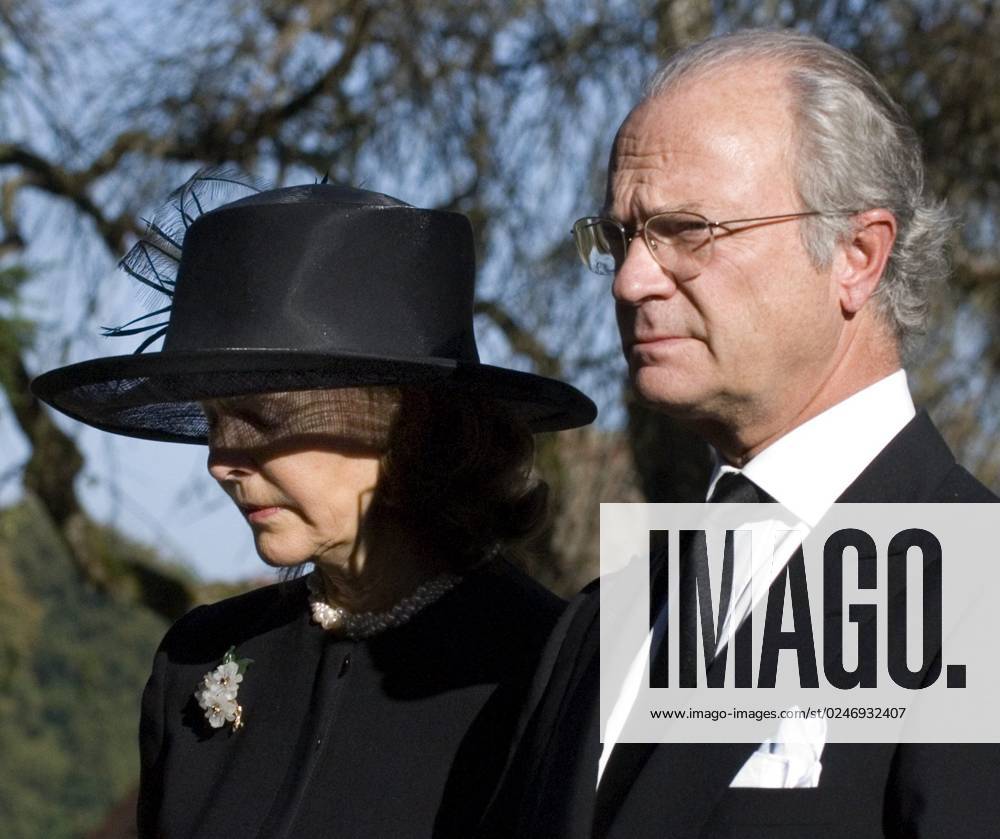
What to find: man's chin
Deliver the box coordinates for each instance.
[630,367,718,419]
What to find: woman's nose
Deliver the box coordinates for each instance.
[205,415,262,481]
[206,444,259,482]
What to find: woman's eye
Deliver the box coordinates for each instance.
[244,410,276,430]
[201,397,283,438]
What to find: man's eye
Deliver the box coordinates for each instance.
[653,220,708,239]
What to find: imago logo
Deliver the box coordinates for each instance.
[648,526,962,691]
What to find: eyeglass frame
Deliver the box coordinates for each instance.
[571,209,861,277]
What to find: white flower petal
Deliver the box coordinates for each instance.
[194,654,249,731]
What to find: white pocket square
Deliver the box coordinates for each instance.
[729,707,826,789]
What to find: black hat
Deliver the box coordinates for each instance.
[30,173,596,443]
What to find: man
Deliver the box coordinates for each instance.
[480,29,999,839]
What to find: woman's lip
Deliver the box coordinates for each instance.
[243,506,281,522]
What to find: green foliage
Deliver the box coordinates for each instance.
[0,264,37,397]
[0,265,36,350]
[0,496,169,838]
[69,514,202,622]
[0,265,30,301]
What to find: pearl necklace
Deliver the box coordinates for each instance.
[306,569,462,639]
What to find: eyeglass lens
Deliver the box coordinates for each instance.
[573,212,713,277]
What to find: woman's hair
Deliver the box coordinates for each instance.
[376,387,549,569]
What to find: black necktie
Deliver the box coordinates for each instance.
[709,471,765,505]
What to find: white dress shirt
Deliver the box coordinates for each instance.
[597,369,916,784]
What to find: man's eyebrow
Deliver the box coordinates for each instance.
[648,201,711,215]
[601,201,710,222]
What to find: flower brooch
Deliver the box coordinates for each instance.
[195,646,253,732]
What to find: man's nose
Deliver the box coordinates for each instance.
[611,236,680,304]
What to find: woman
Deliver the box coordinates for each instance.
[29,172,596,837]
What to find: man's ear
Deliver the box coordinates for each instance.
[834,209,897,314]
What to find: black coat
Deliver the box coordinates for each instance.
[481,411,1000,839]
[137,557,563,838]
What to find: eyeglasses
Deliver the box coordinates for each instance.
[571,209,857,279]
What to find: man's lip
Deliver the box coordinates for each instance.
[630,335,691,348]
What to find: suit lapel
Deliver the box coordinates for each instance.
[838,410,955,504]
[493,584,602,838]
[597,610,759,839]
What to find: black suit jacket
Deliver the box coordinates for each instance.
[137,558,563,838]
[481,411,1000,839]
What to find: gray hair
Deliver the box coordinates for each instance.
[644,29,950,353]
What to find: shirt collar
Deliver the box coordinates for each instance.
[706,369,915,526]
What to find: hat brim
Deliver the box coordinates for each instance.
[30,349,597,443]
